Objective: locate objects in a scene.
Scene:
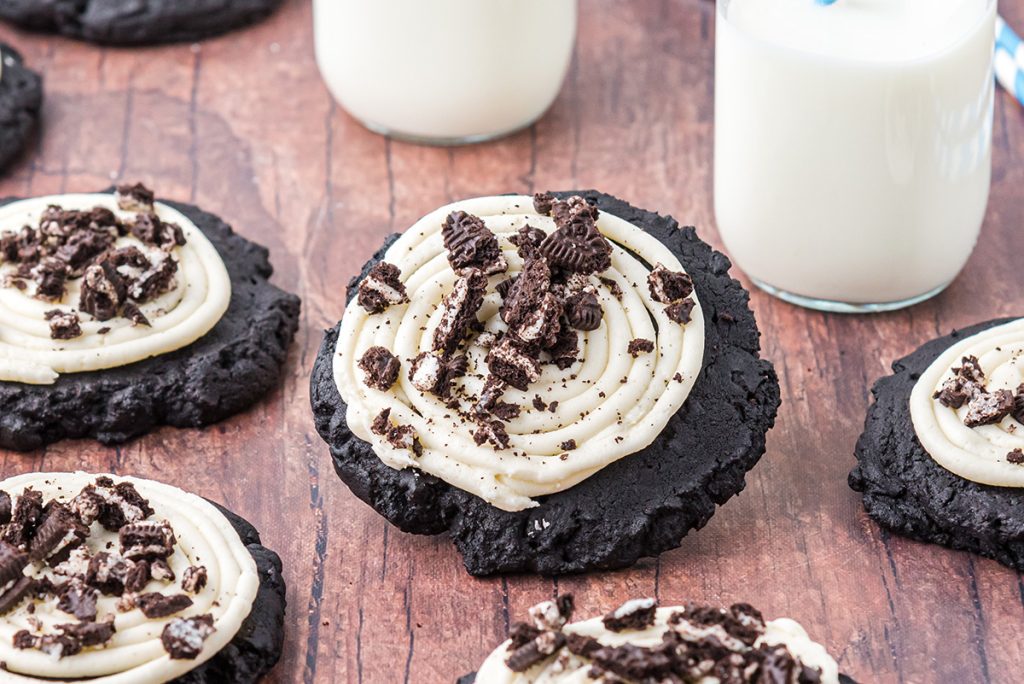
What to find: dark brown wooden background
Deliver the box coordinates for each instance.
[0,1,1022,681]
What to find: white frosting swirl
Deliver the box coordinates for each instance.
[476,607,840,683]
[911,318,1024,486]
[333,196,706,512]
[0,472,260,683]
[0,194,232,385]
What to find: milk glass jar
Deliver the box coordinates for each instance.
[314,0,578,145]
[714,0,995,312]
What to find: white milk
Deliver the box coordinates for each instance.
[313,0,577,144]
[714,0,995,310]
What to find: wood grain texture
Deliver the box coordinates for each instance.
[0,0,1022,681]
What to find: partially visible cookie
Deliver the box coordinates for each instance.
[0,186,301,451]
[312,191,780,576]
[0,472,286,682]
[0,0,284,45]
[850,318,1024,570]
[461,595,850,683]
[0,43,41,174]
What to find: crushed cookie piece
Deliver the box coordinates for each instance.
[441,211,507,275]
[45,309,82,340]
[162,614,215,659]
[673,372,683,383]
[358,346,401,391]
[86,552,135,596]
[56,580,98,622]
[3,489,44,549]
[409,352,469,398]
[79,261,126,321]
[628,338,655,357]
[501,256,551,330]
[130,213,185,251]
[532,396,548,412]
[370,409,423,455]
[1008,449,1024,465]
[135,592,193,618]
[115,183,155,213]
[599,276,623,299]
[491,402,521,422]
[121,301,151,327]
[512,292,562,348]
[119,521,176,561]
[964,389,1015,428]
[934,356,985,409]
[181,565,208,594]
[666,298,695,324]
[487,336,541,391]
[564,288,602,331]
[433,270,487,354]
[473,419,510,450]
[533,192,556,216]
[509,225,547,260]
[539,196,611,275]
[357,262,408,314]
[560,439,576,451]
[603,598,658,632]
[648,264,693,303]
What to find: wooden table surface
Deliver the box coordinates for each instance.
[1,1,1022,682]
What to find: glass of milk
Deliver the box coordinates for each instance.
[314,0,578,146]
[714,0,996,312]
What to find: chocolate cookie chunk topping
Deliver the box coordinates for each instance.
[408,352,467,398]
[358,346,401,392]
[934,356,985,409]
[539,196,612,275]
[181,565,208,594]
[603,598,658,632]
[432,270,487,354]
[964,389,1015,428]
[0,186,187,330]
[564,289,602,331]
[442,211,508,276]
[162,614,215,660]
[628,338,655,357]
[648,263,696,326]
[371,409,423,456]
[119,521,176,561]
[116,183,156,213]
[357,262,408,314]
[45,309,82,340]
[486,336,541,392]
[135,592,193,618]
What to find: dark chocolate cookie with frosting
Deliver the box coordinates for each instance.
[851,317,1024,570]
[0,472,286,682]
[0,43,41,174]
[0,0,284,45]
[0,185,301,451]
[311,190,780,575]
[458,595,854,683]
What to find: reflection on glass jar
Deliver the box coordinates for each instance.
[714,0,995,312]
[314,0,578,146]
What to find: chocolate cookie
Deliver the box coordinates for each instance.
[311,191,780,576]
[0,190,301,451]
[850,318,1024,570]
[0,44,42,174]
[0,472,286,682]
[0,0,284,45]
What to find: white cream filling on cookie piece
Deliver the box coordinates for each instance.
[0,194,231,385]
[0,472,260,683]
[476,606,840,684]
[333,195,706,512]
[911,318,1024,487]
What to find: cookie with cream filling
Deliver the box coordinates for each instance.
[0,0,284,46]
[0,185,301,451]
[311,190,780,575]
[0,472,285,683]
[0,44,41,175]
[459,596,855,684]
[851,317,1024,571]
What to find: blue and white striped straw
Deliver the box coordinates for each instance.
[995,15,1024,106]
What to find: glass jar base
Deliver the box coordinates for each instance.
[750,278,952,314]
[357,117,537,147]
